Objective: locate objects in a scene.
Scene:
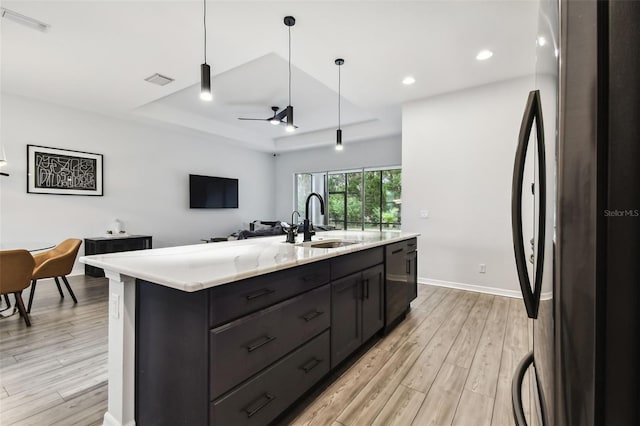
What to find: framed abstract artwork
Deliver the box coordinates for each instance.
[27,145,103,196]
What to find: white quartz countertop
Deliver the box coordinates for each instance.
[80,230,419,292]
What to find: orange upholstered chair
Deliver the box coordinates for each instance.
[28,239,82,313]
[0,249,35,326]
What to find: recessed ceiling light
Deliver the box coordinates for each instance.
[144,73,174,86]
[476,50,493,61]
[402,76,416,86]
[537,36,547,46]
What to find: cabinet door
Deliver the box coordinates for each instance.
[330,273,362,368]
[407,251,418,302]
[361,264,384,342]
[385,243,408,325]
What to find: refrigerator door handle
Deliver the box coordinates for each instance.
[512,351,534,426]
[511,90,546,319]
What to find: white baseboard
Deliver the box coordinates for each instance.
[70,268,85,277]
[103,412,135,426]
[419,277,523,299]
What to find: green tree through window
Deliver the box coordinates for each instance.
[295,168,401,231]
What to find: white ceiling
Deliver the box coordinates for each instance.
[1,0,539,152]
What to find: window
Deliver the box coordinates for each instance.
[327,171,363,230]
[295,173,312,214]
[294,167,401,231]
[295,172,326,224]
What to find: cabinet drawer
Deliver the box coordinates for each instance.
[209,261,330,327]
[386,241,406,258]
[211,330,330,426]
[331,247,383,280]
[210,284,330,399]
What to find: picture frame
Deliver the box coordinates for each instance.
[27,145,103,196]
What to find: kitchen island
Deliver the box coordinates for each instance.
[81,230,419,426]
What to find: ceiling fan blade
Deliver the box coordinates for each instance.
[237,117,269,121]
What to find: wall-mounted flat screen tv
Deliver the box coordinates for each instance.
[189,174,238,209]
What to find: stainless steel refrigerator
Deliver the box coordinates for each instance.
[510,0,640,425]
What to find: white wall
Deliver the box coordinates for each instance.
[0,94,275,272]
[273,136,401,220]
[402,76,535,296]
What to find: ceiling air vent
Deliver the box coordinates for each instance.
[144,73,174,86]
[1,7,50,32]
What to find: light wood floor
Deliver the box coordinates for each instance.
[287,285,534,426]
[0,276,108,426]
[0,279,533,426]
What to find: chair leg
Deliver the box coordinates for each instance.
[14,291,31,327]
[27,280,37,313]
[54,277,65,299]
[3,294,10,309]
[61,276,78,304]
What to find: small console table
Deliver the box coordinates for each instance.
[84,235,152,277]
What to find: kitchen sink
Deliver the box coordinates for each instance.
[296,239,358,248]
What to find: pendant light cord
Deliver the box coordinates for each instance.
[203,0,207,63]
[288,25,292,107]
[338,64,341,129]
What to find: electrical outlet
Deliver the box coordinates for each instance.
[479,264,486,274]
[419,210,429,218]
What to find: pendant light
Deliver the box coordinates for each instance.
[200,0,212,101]
[284,16,296,132]
[335,58,344,150]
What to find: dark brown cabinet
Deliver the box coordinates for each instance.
[385,238,418,330]
[330,273,362,368]
[211,330,330,426]
[84,235,152,277]
[135,243,411,425]
[331,262,384,369]
[209,284,330,398]
[362,264,385,342]
[407,248,418,302]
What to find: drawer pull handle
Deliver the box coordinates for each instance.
[245,288,275,301]
[360,279,370,301]
[244,393,276,418]
[392,248,404,254]
[301,310,324,322]
[406,259,411,274]
[246,335,277,352]
[300,358,323,373]
[366,278,370,299]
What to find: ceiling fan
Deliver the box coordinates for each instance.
[237,17,298,132]
[237,106,298,129]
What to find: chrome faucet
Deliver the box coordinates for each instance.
[304,193,325,242]
[286,211,301,243]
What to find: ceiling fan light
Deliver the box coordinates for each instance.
[286,124,296,133]
[270,118,281,125]
[200,63,212,101]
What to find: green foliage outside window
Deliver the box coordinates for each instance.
[295,168,400,231]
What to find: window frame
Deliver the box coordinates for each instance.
[294,165,401,231]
